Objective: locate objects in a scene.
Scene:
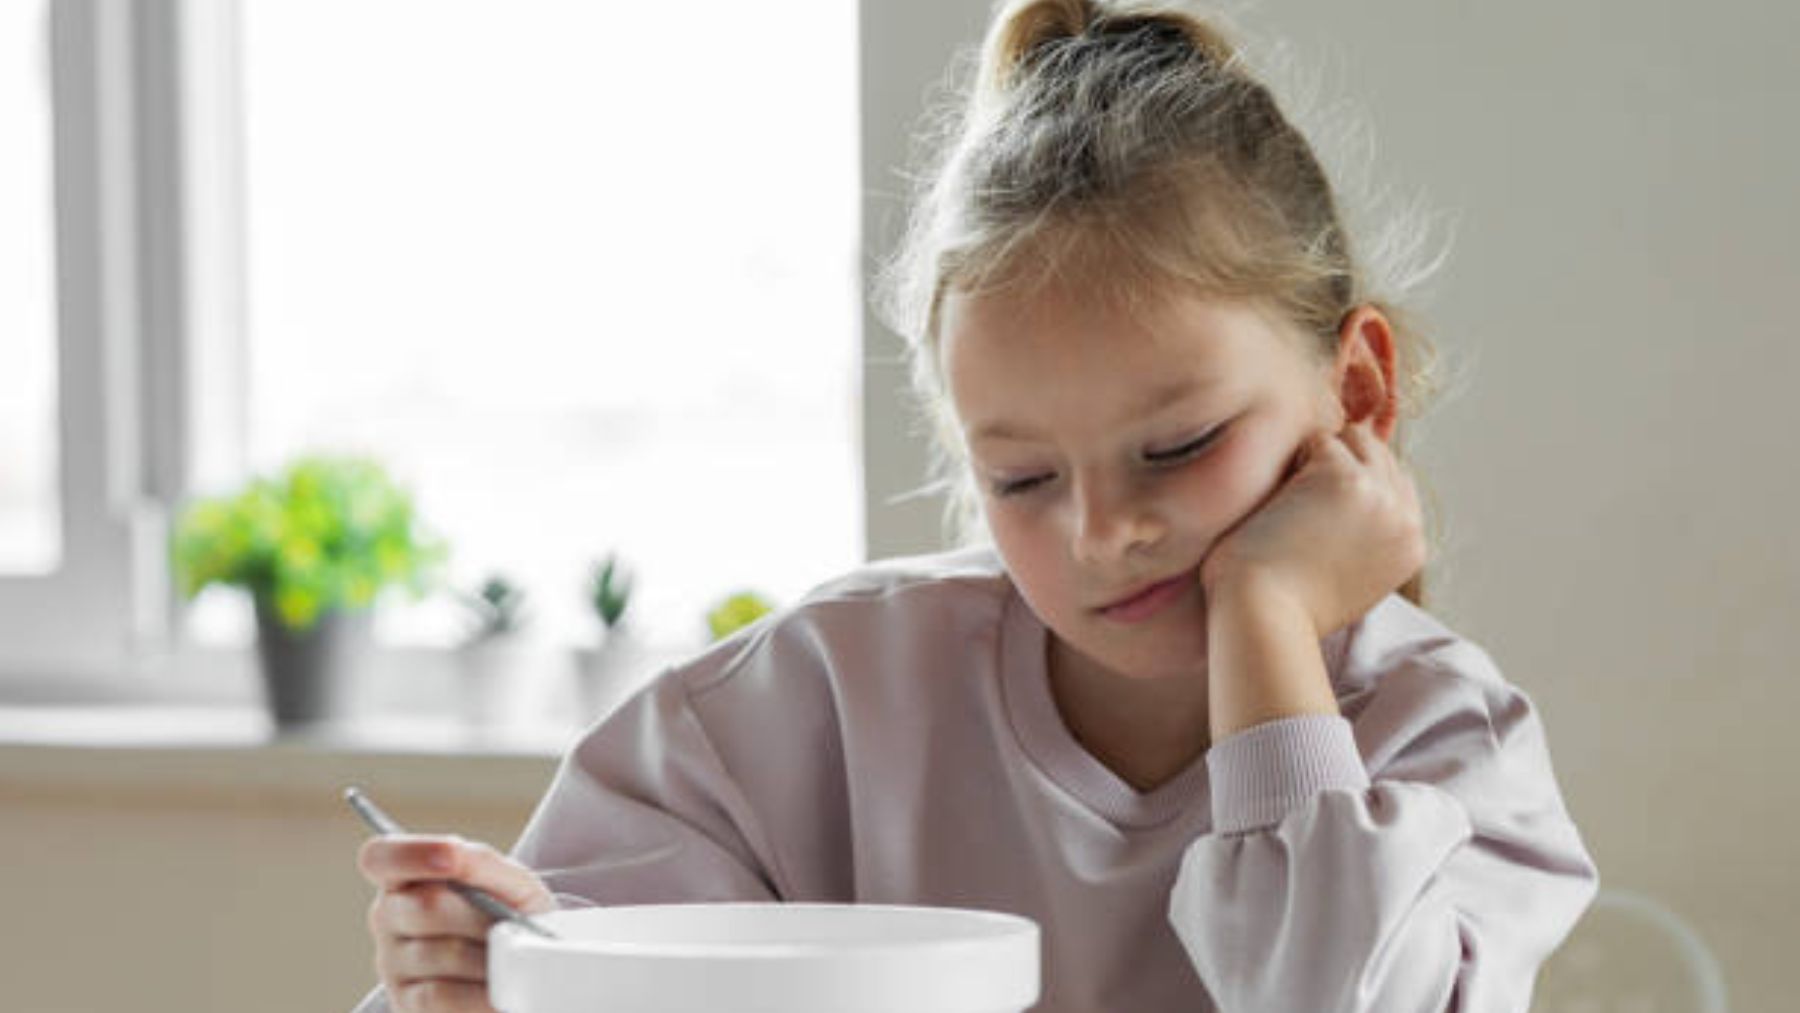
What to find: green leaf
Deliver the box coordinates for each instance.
[168,453,446,633]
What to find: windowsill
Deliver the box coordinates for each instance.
[0,703,576,806]
[0,636,701,805]
[0,702,579,753]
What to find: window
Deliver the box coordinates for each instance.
[200,1,863,651]
[0,0,59,576]
[2,0,871,688]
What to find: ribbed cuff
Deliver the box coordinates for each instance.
[1207,714,1370,835]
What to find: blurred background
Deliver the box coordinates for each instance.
[2,0,1792,1010]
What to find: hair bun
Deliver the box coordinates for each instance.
[978,0,1087,96]
[978,0,1241,99]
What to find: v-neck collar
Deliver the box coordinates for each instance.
[998,585,1214,828]
[996,579,1355,830]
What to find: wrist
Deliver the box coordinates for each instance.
[1202,563,1319,636]
[1204,572,1338,742]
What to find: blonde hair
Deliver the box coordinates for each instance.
[876,0,1455,608]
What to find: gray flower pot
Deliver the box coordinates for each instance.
[253,598,373,731]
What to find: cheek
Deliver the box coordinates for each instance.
[1168,429,1271,525]
[987,510,1055,577]
[985,509,1082,614]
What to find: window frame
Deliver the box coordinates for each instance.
[0,0,240,690]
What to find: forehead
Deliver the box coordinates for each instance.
[938,282,1297,412]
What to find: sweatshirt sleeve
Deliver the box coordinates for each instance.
[507,671,791,905]
[1166,644,1599,1012]
[347,671,785,1013]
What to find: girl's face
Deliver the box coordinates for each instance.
[940,281,1344,683]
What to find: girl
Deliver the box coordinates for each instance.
[352,1,1597,1010]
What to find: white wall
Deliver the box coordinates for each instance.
[859,1,1799,1008]
[0,738,556,1013]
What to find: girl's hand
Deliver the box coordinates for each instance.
[1199,419,1426,638]
[358,833,557,1013]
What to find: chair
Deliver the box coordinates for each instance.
[1532,887,1729,1012]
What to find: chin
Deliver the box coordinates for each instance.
[1119,640,1211,681]
[1071,611,1211,681]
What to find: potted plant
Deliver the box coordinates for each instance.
[706,589,776,642]
[574,553,642,721]
[451,573,540,730]
[171,454,445,731]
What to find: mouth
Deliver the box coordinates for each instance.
[1093,567,1199,624]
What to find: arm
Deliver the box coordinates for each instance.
[508,677,788,906]
[1205,572,1341,741]
[348,671,786,1013]
[1167,588,1598,1011]
[1171,348,1595,1008]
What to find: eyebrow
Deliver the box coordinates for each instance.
[969,375,1221,444]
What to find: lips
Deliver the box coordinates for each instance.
[1094,570,1193,613]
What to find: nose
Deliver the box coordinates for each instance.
[1069,473,1166,566]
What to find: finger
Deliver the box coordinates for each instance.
[391,977,495,1013]
[1396,464,1425,522]
[438,837,557,914]
[1284,429,1334,480]
[378,935,488,986]
[1308,429,1358,472]
[359,834,465,891]
[1337,419,1379,467]
[373,880,500,939]
[1356,423,1413,494]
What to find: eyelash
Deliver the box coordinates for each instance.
[989,425,1226,498]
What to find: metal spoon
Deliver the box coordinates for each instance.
[344,786,559,939]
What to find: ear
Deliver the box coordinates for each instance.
[1331,305,1399,442]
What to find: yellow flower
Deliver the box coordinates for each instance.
[278,534,322,574]
[275,584,321,630]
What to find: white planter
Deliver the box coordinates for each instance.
[455,637,548,730]
[573,630,653,724]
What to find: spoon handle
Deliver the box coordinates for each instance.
[344,786,559,939]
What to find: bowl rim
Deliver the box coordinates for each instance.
[495,902,1041,960]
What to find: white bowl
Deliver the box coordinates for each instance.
[488,902,1040,1013]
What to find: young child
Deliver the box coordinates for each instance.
[353,2,1597,1010]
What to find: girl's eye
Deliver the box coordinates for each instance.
[991,474,1050,498]
[989,425,1227,498]
[1145,424,1226,463]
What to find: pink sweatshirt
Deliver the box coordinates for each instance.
[352,546,1597,1012]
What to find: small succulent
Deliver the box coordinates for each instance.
[589,554,633,630]
[706,590,775,642]
[456,573,530,645]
